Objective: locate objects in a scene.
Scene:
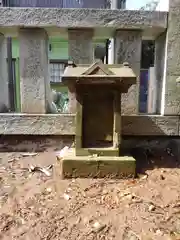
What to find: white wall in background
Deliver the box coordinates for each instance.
[156,0,169,11]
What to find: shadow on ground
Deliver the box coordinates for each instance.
[121,136,180,175]
[0,135,73,152]
[0,135,180,176]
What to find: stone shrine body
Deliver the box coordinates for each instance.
[61,61,137,178]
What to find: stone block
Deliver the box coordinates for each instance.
[122,115,179,136]
[0,114,75,135]
[0,8,167,30]
[0,114,178,136]
[60,150,136,178]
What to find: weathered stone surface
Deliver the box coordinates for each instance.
[68,29,94,64]
[122,115,179,136]
[0,34,9,111]
[0,8,167,30]
[166,8,180,76]
[0,135,73,152]
[19,28,50,113]
[170,0,180,9]
[164,76,180,115]
[97,157,136,178]
[155,32,166,114]
[67,29,94,113]
[163,1,180,115]
[115,30,142,115]
[0,114,179,136]
[60,149,136,178]
[60,158,99,178]
[0,114,75,135]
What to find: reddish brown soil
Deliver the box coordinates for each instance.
[1,149,180,240]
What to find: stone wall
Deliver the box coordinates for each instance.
[0,8,168,116]
[0,7,174,139]
[0,114,178,136]
[0,8,167,30]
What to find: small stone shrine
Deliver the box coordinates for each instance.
[61,61,137,178]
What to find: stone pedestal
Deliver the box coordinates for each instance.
[162,0,180,115]
[114,30,142,115]
[60,148,136,179]
[0,34,9,112]
[19,28,50,113]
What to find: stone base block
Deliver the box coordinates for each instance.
[58,149,136,179]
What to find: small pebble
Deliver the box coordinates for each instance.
[102,189,108,195]
[63,193,70,200]
[120,191,131,197]
[129,236,138,240]
[83,217,90,225]
[93,221,101,229]
[20,218,26,225]
[149,205,155,212]
[46,187,52,193]
[156,229,163,236]
[141,175,148,180]
[92,221,106,232]
[125,194,133,201]
[160,174,165,180]
[66,187,72,193]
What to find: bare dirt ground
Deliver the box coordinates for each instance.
[1,146,180,239]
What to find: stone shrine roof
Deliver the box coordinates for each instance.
[62,61,136,79]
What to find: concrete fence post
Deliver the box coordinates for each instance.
[161,0,180,115]
[19,28,51,113]
[67,29,94,113]
[114,30,142,115]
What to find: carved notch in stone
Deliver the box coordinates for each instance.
[82,61,115,76]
